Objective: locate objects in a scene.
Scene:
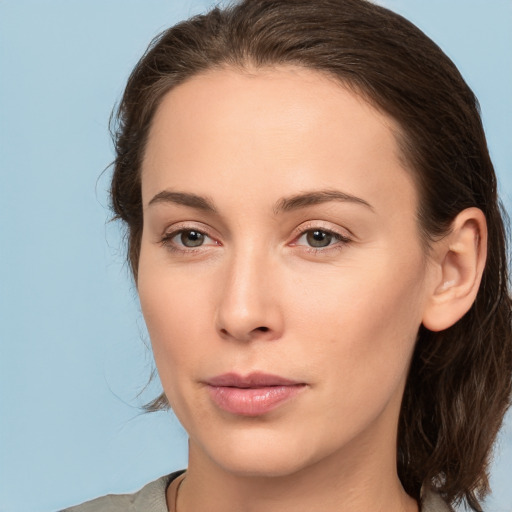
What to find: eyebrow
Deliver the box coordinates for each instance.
[147,191,217,213]
[147,188,373,214]
[273,189,374,214]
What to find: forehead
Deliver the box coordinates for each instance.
[141,65,417,216]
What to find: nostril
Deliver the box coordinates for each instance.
[217,325,272,340]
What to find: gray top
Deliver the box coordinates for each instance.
[60,472,181,512]
[61,470,451,512]
[422,491,452,512]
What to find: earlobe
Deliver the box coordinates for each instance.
[422,208,487,332]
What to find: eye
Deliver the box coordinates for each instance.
[294,228,350,249]
[161,228,217,250]
[176,230,206,247]
[304,230,334,248]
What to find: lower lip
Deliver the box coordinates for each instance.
[207,384,305,416]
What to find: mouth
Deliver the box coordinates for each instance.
[205,372,306,416]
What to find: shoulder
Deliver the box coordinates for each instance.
[60,471,184,512]
[421,488,453,512]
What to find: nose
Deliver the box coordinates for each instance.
[215,248,284,342]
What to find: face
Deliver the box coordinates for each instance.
[138,66,435,478]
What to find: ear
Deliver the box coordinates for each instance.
[422,207,487,332]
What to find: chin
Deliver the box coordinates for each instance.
[193,425,331,479]
[215,451,315,479]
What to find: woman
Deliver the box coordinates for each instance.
[64,0,512,511]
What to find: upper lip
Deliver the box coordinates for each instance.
[206,372,303,388]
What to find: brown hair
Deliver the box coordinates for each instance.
[110,0,512,509]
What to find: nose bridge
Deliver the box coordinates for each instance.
[216,241,281,341]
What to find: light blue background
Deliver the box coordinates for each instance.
[1,1,511,511]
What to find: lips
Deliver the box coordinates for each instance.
[205,372,306,416]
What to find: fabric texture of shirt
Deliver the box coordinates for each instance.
[60,470,451,512]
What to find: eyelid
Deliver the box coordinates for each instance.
[289,221,353,243]
[286,222,353,256]
[161,221,218,239]
[159,221,221,251]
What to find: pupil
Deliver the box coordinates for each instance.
[181,230,204,247]
[307,230,332,248]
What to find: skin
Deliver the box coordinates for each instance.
[137,66,486,512]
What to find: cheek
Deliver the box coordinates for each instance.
[140,282,203,351]
[137,250,208,381]
[286,251,426,396]
[138,267,215,426]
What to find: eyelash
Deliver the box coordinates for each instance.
[159,224,352,255]
[160,226,218,254]
[290,223,352,254]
